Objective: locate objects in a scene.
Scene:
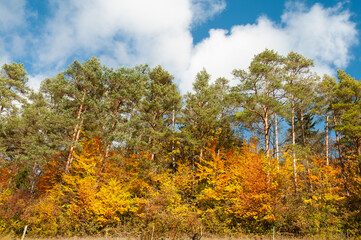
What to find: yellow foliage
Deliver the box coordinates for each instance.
[195,142,279,231]
[92,178,137,227]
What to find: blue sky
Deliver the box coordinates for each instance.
[0,0,359,93]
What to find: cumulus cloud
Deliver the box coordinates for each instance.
[28,74,49,91]
[182,17,291,91]
[37,0,195,72]
[183,2,358,92]
[282,3,357,67]
[0,0,27,65]
[32,0,228,90]
[1,0,357,94]
[0,0,26,31]
[191,0,226,24]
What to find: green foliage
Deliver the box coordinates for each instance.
[0,55,361,239]
[333,70,361,156]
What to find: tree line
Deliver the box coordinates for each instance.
[0,49,360,238]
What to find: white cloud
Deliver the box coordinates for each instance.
[2,0,353,94]
[181,17,291,91]
[191,0,226,24]
[28,74,48,92]
[37,0,195,72]
[282,3,357,68]
[33,0,230,85]
[183,2,358,93]
[0,0,27,64]
[0,0,26,31]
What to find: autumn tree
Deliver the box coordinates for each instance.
[233,49,284,158]
[40,57,105,174]
[0,62,29,161]
[283,51,315,193]
[0,62,28,114]
[98,65,146,170]
[138,65,181,163]
[181,70,233,158]
[316,75,338,164]
[333,70,361,156]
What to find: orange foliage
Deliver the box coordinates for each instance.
[0,164,16,190]
[196,141,279,232]
[36,152,66,196]
[2,136,353,237]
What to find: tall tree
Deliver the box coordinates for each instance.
[333,70,361,156]
[0,62,29,169]
[0,62,28,115]
[233,49,284,157]
[283,51,314,193]
[138,66,181,163]
[41,57,105,174]
[98,65,146,170]
[316,74,338,165]
[182,70,229,160]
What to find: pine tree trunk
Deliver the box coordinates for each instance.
[100,99,123,173]
[65,89,87,174]
[291,95,298,194]
[172,109,176,172]
[326,113,329,166]
[29,162,37,197]
[332,110,342,159]
[300,108,314,192]
[100,146,110,173]
[263,113,271,183]
[300,108,306,147]
[274,113,280,164]
[263,114,270,158]
[332,109,349,196]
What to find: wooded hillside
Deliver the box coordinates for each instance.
[1,50,360,238]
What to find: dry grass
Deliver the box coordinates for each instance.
[1,233,346,240]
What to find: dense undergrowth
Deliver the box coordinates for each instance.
[1,137,360,239]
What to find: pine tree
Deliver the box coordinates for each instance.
[182,69,225,160]
[232,49,284,157]
[333,70,361,156]
[138,65,181,163]
[283,51,314,193]
[40,57,105,174]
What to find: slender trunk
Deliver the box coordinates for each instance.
[291,95,298,194]
[65,89,87,174]
[29,162,37,197]
[100,146,110,173]
[300,108,313,191]
[263,114,271,183]
[172,109,176,172]
[264,114,270,158]
[274,114,280,164]
[300,108,306,147]
[200,129,204,161]
[75,111,85,142]
[332,109,349,196]
[100,100,123,172]
[332,110,342,159]
[326,113,329,166]
[127,105,135,150]
[65,106,87,174]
